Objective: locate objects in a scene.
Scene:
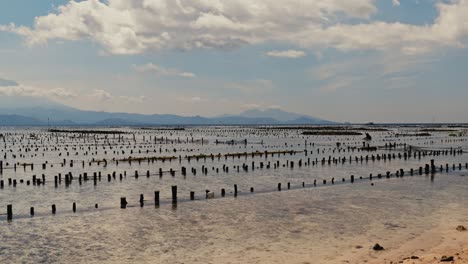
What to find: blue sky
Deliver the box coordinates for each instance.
[0,0,468,123]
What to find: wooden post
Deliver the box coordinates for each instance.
[30,207,34,217]
[52,204,56,214]
[190,191,195,200]
[120,197,127,209]
[7,204,12,221]
[73,202,76,213]
[278,183,281,191]
[234,184,238,196]
[154,191,160,207]
[221,188,226,197]
[172,186,177,204]
[140,194,144,207]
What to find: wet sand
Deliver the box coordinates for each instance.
[331,203,468,264]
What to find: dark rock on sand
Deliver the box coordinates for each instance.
[456,225,466,231]
[403,256,419,260]
[440,255,454,262]
[373,243,384,251]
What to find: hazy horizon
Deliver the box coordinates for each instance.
[1,0,468,123]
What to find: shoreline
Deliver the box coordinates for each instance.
[329,204,468,264]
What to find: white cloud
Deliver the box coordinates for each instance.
[2,0,468,56]
[392,0,400,7]
[267,50,306,58]
[132,63,195,78]
[0,0,375,54]
[46,87,78,98]
[241,103,261,109]
[0,83,77,98]
[90,89,113,101]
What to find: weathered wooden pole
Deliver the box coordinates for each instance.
[172,186,177,204]
[120,197,127,209]
[7,204,12,221]
[154,191,160,207]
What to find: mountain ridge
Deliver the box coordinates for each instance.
[0,97,335,126]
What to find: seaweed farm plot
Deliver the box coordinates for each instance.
[0,125,467,218]
[0,125,468,262]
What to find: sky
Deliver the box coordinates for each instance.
[0,0,468,123]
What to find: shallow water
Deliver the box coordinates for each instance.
[0,126,467,263]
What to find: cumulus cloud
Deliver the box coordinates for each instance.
[2,0,468,56]
[0,0,375,54]
[392,0,401,6]
[267,50,306,58]
[132,63,195,78]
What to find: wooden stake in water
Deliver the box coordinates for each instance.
[172,186,177,204]
[7,204,12,221]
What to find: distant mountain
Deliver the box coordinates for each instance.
[0,115,44,126]
[236,108,334,124]
[0,96,335,126]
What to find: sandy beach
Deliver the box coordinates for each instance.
[331,204,468,264]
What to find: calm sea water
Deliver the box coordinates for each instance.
[0,126,467,263]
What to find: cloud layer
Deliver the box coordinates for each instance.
[267,50,306,58]
[2,0,468,55]
[132,63,195,78]
[0,79,77,99]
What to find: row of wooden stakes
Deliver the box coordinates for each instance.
[4,159,468,221]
